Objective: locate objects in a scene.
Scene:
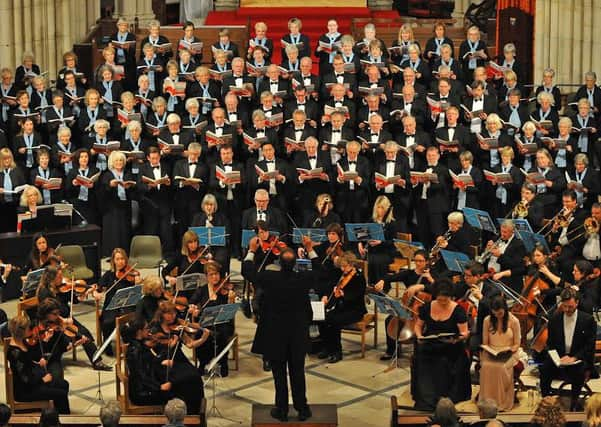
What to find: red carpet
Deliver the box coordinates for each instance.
[205,7,398,66]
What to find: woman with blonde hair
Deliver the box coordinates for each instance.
[18,185,42,215]
[390,23,418,65]
[530,396,566,427]
[135,275,166,323]
[162,230,208,298]
[584,393,601,427]
[0,147,26,232]
[247,22,273,61]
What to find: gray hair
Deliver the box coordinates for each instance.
[536,91,554,106]
[164,398,187,424]
[166,113,181,125]
[99,400,122,427]
[202,193,218,210]
[433,397,458,425]
[126,120,142,132]
[185,97,199,109]
[94,119,110,132]
[56,126,71,138]
[447,211,464,225]
[477,398,498,419]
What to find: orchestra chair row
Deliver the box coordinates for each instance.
[3,338,54,413]
[17,296,77,361]
[55,245,94,280]
[340,261,378,358]
[129,235,164,273]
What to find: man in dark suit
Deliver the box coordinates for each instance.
[461,80,498,134]
[335,140,371,223]
[291,57,321,103]
[241,188,288,235]
[324,83,357,129]
[483,219,527,293]
[540,288,597,411]
[221,57,254,109]
[320,55,357,101]
[137,147,173,255]
[282,109,317,163]
[318,111,354,158]
[396,115,430,171]
[257,65,290,107]
[357,93,390,132]
[284,85,319,125]
[435,106,472,173]
[209,144,245,258]
[157,113,195,169]
[242,237,317,422]
[252,141,293,213]
[389,84,427,133]
[428,77,462,131]
[358,113,392,164]
[172,142,208,238]
[201,108,233,164]
[358,65,392,106]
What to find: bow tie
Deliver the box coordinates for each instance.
[297,102,305,106]
[263,109,272,113]
[171,132,180,136]
[448,126,456,129]
[406,134,415,137]
[152,166,160,170]
[215,126,223,130]
[387,160,396,164]
[348,160,356,165]
[266,160,275,164]
[371,133,379,137]
[295,128,304,132]
[223,163,232,167]
[405,102,412,106]
[270,81,278,85]
[189,162,197,166]
[335,73,344,78]
[308,156,316,160]
[500,239,509,243]
[474,98,482,102]
[332,129,341,133]
[369,110,378,114]
[440,97,448,101]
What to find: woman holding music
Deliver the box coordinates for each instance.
[318,252,366,364]
[478,296,521,411]
[412,279,470,410]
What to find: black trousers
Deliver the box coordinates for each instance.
[415,200,445,249]
[540,357,586,402]
[17,378,70,414]
[271,347,308,412]
[321,309,363,354]
[72,317,100,364]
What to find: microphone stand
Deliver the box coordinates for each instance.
[61,200,88,227]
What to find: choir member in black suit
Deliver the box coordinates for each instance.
[252,141,293,213]
[291,57,321,102]
[172,142,207,238]
[209,144,245,257]
[428,78,461,131]
[358,113,391,164]
[540,288,597,411]
[389,85,426,134]
[99,151,136,256]
[429,65,465,99]
[531,92,560,138]
[221,57,254,107]
[243,110,278,165]
[14,117,42,172]
[212,28,240,62]
[458,26,489,84]
[318,251,366,363]
[281,18,311,62]
[397,115,430,171]
[134,74,155,120]
[0,148,26,232]
[453,151,483,211]
[400,45,431,87]
[241,189,288,235]
[136,43,165,95]
[157,113,195,166]
[139,20,173,63]
[435,106,471,173]
[247,22,274,62]
[137,147,174,255]
[320,56,357,102]
[293,137,332,222]
[282,109,317,164]
[574,71,601,118]
[314,19,342,76]
[424,23,454,64]
[284,86,319,126]
[318,111,354,166]
[257,65,290,107]
[110,18,138,91]
[190,194,231,271]
[201,108,233,164]
[30,148,63,205]
[358,65,392,106]
[568,153,600,210]
[530,148,566,218]
[392,67,427,102]
[335,140,371,223]
[223,92,250,136]
[358,93,390,133]
[64,148,99,225]
[15,52,41,92]
[414,146,451,248]
[482,220,527,292]
[324,83,357,129]
[535,68,562,111]
[490,146,523,219]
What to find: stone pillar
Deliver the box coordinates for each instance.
[214,0,238,11]
[452,0,470,27]
[114,0,155,27]
[0,0,16,69]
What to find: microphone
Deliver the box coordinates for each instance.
[61,200,88,227]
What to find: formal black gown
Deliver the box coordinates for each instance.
[412,303,471,410]
[126,339,171,405]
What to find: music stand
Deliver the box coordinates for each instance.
[20,204,72,233]
[241,229,279,248]
[369,294,412,375]
[175,273,207,293]
[104,285,143,311]
[294,258,312,272]
[22,268,44,298]
[440,249,471,273]
[200,304,240,422]
[462,207,497,234]
[496,218,533,233]
[292,228,327,243]
[517,230,550,253]
[345,223,385,242]
[91,328,118,403]
[189,226,227,246]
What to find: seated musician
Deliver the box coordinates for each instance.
[162,230,208,300]
[35,299,71,380]
[373,249,434,360]
[93,248,141,349]
[135,275,167,323]
[481,219,527,293]
[564,260,599,314]
[582,202,601,266]
[190,193,231,272]
[520,183,545,230]
[149,301,206,414]
[412,279,471,410]
[318,251,366,364]
[189,260,235,377]
[527,244,562,315]
[6,315,70,414]
[25,232,56,273]
[478,296,521,411]
[540,288,597,411]
[313,222,348,275]
[303,193,342,229]
[36,265,111,370]
[121,318,174,406]
[434,211,479,258]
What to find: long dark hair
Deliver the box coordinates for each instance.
[489,295,509,334]
[30,232,50,269]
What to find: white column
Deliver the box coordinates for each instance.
[0,0,15,70]
[114,0,155,26]
[452,0,470,26]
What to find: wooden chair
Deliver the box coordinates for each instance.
[228,291,240,371]
[114,313,163,415]
[340,262,378,358]
[389,232,413,297]
[3,338,53,412]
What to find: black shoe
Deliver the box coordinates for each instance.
[297,406,312,421]
[263,359,272,372]
[380,352,394,361]
[270,407,288,421]
[317,350,330,359]
[220,362,229,378]
[93,360,112,371]
[328,353,342,363]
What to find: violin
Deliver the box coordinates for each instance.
[0,263,21,271]
[44,318,80,339]
[116,266,140,281]
[260,234,287,256]
[58,279,91,296]
[325,240,343,258]
[326,268,356,310]
[164,290,189,312]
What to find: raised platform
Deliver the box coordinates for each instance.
[251,404,338,427]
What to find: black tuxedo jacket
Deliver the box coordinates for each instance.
[414,163,451,214]
[257,78,291,102]
[324,97,357,128]
[284,98,320,123]
[172,158,209,205]
[320,72,358,100]
[357,78,392,104]
[318,124,355,148]
[252,158,294,200]
[281,33,311,61]
[137,161,173,211]
[373,157,412,209]
[399,59,432,86]
[201,123,234,163]
[460,94,498,125]
[396,131,431,171]
[495,236,527,282]
[293,151,333,207]
[357,105,391,129]
[209,160,246,208]
[389,98,427,131]
[241,205,287,234]
[435,124,472,173]
[290,72,321,98]
[547,310,596,367]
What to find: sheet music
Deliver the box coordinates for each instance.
[311,301,325,321]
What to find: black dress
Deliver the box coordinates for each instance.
[126,339,171,405]
[98,169,136,256]
[412,303,471,410]
[98,271,137,342]
[7,344,70,413]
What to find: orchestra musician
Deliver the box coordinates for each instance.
[135,275,167,323]
[540,288,597,411]
[520,183,545,229]
[303,193,341,229]
[190,193,231,271]
[564,260,600,315]
[162,230,208,299]
[318,251,366,364]
[412,279,471,410]
[478,296,521,411]
[582,203,601,266]
[434,211,479,257]
[24,232,56,273]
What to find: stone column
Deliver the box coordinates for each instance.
[452,0,470,27]
[0,0,15,69]
[114,0,155,26]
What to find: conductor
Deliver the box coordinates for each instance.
[242,235,318,422]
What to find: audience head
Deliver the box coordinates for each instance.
[38,407,60,427]
[164,398,187,425]
[99,400,122,427]
[0,403,11,427]
[531,396,566,427]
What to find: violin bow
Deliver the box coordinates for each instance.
[257,233,288,272]
[179,245,210,277]
[103,262,139,297]
[199,273,232,311]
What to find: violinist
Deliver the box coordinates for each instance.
[565,260,599,314]
[253,220,287,271]
[358,196,399,283]
[7,315,70,414]
[122,318,173,406]
[36,265,111,370]
[34,299,71,380]
[582,203,601,265]
[162,230,208,299]
[319,251,366,364]
[149,301,206,414]
[190,193,231,271]
[412,279,471,411]
[189,261,235,377]
[478,296,521,412]
[135,275,168,323]
[540,288,597,411]
[25,232,55,272]
[313,223,346,272]
[547,190,587,278]
[94,248,141,351]
[373,250,435,360]
[303,193,341,229]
